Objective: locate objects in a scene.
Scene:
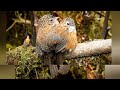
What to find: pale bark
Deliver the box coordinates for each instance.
[65,39,111,59]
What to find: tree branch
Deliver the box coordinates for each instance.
[12,18,31,24]
[6,21,16,32]
[102,11,110,39]
[6,39,111,65]
[29,11,36,46]
[65,39,111,59]
[6,11,31,32]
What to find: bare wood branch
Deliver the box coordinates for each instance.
[13,11,31,24]
[65,39,111,59]
[6,21,16,32]
[6,12,31,32]
[12,18,31,24]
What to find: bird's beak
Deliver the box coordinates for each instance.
[55,17,60,20]
[55,17,61,23]
[55,17,60,24]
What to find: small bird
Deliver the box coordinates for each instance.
[56,17,78,53]
[36,14,60,65]
[51,17,78,65]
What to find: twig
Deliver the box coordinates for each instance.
[6,11,31,32]
[6,21,16,32]
[12,18,31,24]
[35,68,39,79]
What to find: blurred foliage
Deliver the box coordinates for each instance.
[6,45,51,79]
[6,11,112,79]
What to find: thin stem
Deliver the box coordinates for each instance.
[6,21,16,32]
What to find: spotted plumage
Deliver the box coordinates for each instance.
[37,14,59,29]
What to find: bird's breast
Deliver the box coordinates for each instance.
[65,32,78,52]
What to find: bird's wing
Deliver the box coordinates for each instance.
[46,33,67,53]
[36,27,52,52]
[47,25,68,53]
[55,37,67,53]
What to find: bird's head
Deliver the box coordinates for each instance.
[38,14,60,28]
[61,17,76,34]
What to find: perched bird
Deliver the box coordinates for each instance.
[36,15,78,66]
[36,14,60,65]
[52,17,78,65]
[56,17,78,53]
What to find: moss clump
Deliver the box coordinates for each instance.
[6,45,51,79]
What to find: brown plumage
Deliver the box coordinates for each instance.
[36,14,78,66]
[55,17,78,53]
[54,17,78,65]
[36,14,60,65]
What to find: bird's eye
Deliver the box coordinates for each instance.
[50,19,53,22]
[67,23,69,25]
